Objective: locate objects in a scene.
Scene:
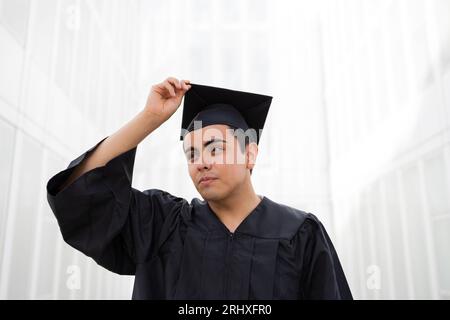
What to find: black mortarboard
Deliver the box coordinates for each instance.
[180,83,273,144]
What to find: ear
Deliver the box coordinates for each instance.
[246,142,258,170]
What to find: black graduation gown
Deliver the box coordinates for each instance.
[46,138,353,300]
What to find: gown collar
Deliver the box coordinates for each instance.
[193,195,274,238]
[191,195,308,239]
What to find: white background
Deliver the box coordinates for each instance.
[0,0,449,299]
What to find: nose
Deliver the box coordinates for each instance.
[196,162,211,172]
[196,152,213,171]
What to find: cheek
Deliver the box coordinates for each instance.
[187,164,196,180]
[217,164,246,185]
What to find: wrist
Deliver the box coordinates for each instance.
[139,109,165,133]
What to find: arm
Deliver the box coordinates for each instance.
[47,77,192,274]
[298,214,353,300]
[59,77,191,191]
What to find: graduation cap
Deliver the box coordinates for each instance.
[180,83,273,144]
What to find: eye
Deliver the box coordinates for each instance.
[211,146,224,155]
[186,150,199,162]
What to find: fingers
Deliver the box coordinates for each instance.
[160,77,191,97]
[167,77,181,90]
[162,81,176,97]
[181,79,191,91]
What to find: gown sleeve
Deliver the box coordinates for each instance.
[46,137,188,275]
[296,213,353,300]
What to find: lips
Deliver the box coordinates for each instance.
[199,176,218,185]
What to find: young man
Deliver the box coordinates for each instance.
[46,77,352,300]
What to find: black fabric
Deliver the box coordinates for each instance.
[186,104,250,134]
[46,139,352,300]
[180,83,272,144]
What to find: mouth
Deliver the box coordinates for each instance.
[198,177,218,186]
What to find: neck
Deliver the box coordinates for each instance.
[208,177,262,233]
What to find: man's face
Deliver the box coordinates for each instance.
[183,124,257,201]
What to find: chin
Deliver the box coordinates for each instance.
[199,188,227,202]
[200,192,220,202]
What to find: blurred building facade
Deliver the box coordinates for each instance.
[0,0,142,299]
[0,0,449,299]
[321,0,450,299]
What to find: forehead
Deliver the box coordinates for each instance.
[183,124,234,148]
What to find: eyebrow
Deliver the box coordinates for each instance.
[184,138,227,154]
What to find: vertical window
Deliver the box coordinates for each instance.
[0,0,30,46]
[401,164,432,299]
[7,133,43,299]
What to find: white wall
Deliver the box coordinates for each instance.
[321,0,450,299]
[0,0,142,299]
